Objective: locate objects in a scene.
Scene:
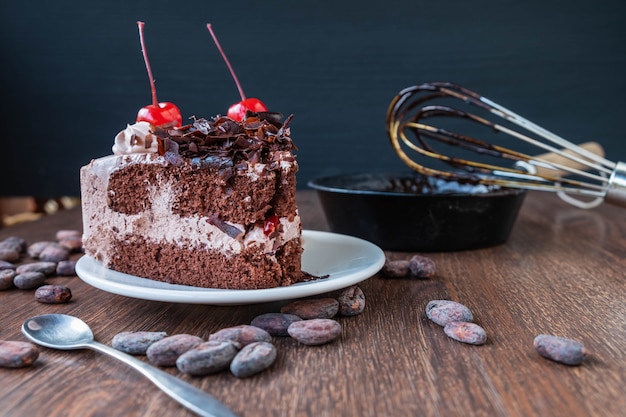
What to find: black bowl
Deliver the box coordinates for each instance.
[308,173,526,252]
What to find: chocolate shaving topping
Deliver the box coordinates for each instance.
[206,214,244,239]
[152,112,295,173]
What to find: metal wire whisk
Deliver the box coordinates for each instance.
[386,82,626,209]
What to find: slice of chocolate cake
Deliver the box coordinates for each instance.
[80,112,305,289]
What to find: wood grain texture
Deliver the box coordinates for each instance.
[1,191,625,417]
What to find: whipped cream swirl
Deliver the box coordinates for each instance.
[112,122,159,155]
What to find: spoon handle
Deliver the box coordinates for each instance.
[88,341,238,417]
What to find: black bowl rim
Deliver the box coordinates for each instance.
[307,172,526,198]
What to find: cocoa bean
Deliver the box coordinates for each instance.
[16,261,57,276]
[209,325,270,347]
[0,248,19,263]
[112,331,168,355]
[280,298,339,319]
[230,341,277,378]
[146,334,203,367]
[56,229,82,241]
[250,313,302,337]
[533,334,587,365]
[58,237,83,253]
[39,244,70,262]
[27,241,56,258]
[13,271,47,290]
[337,286,365,316]
[426,300,474,327]
[176,340,239,376]
[0,260,16,270]
[408,255,436,278]
[0,340,39,368]
[1,236,26,253]
[288,319,341,345]
[381,259,410,277]
[34,285,72,304]
[56,260,77,276]
[444,321,487,345]
[0,269,16,290]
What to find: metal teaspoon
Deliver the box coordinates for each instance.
[22,314,238,417]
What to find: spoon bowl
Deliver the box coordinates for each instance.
[22,314,237,417]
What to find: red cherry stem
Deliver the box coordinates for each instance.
[137,21,159,107]
[206,23,246,101]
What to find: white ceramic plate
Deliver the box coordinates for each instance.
[75,230,385,305]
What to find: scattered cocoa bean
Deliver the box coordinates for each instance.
[13,271,47,290]
[0,269,16,290]
[58,237,83,253]
[56,229,82,241]
[281,298,339,319]
[39,244,70,262]
[408,255,436,278]
[288,319,342,345]
[56,260,77,276]
[209,325,270,347]
[176,340,239,376]
[250,313,302,337]
[533,334,587,365]
[230,341,277,378]
[0,248,20,263]
[112,331,168,354]
[1,236,26,253]
[146,334,204,367]
[27,241,56,258]
[426,300,474,327]
[381,259,410,277]
[444,321,487,345]
[0,260,16,270]
[16,261,57,276]
[0,340,39,368]
[34,285,72,304]
[337,286,365,316]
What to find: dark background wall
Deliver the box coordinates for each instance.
[1,0,625,197]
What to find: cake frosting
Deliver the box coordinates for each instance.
[81,112,306,289]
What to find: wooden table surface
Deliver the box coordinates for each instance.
[1,190,625,417]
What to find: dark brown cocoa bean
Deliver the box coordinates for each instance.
[0,260,16,270]
[0,340,39,368]
[112,331,168,354]
[176,340,239,375]
[230,341,277,378]
[1,236,26,253]
[337,286,366,316]
[58,237,83,253]
[250,313,302,337]
[0,269,16,290]
[34,285,72,304]
[408,255,436,278]
[27,241,56,258]
[13,271,47,290]
[146,334,203,367]
[444,321,487,345]
[426,300,474,327]
[209,325,270,347]
[533,334,587,365]
[287,319,342,345]
[0,248,19,263]
[39,244,70,262]
[381,259,410,277]
[16,262,57,276]
[56,229,82,241]
[56,260,77,276]
[280,298,339,319]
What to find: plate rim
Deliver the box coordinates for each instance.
[75,230,385,305]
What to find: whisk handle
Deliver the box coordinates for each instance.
[606,161,626,207]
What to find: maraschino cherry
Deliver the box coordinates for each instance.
[206,23,268,121]
[135,21,182,127]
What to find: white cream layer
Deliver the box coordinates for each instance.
[80,153,300,265]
